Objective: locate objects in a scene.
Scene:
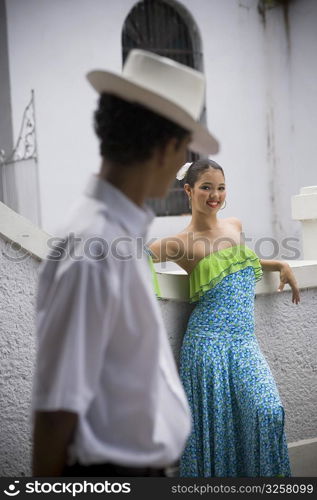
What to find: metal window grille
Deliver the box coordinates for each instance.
[0,91,41,226]
[122,0,203,215]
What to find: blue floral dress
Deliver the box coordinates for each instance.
[179,245,291,477]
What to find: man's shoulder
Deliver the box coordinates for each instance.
[62,195,111,235]
[54,196,122,248]
[41,193,138,284]
[38,234,121,305]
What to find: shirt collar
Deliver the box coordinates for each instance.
[84,175,155,236]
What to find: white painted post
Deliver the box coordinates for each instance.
[292,186,317,260]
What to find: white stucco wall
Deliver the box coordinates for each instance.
[5,0,317,249]
[255,290,317,442]
[0,236,37,476]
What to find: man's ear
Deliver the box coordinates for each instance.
[155,137,178,168]
[156,134,191,167]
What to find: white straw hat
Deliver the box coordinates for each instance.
[86,50,219,155]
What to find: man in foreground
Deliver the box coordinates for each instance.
[32,49,219,476]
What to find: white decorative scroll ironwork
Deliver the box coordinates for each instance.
[1,90,37,165]
[0,90,41,226]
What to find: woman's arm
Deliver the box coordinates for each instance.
[259,259,300,304]
[148,236,185,263]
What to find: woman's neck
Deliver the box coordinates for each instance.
[187,210,219,233]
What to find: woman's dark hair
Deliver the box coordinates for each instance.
[94,93,190,166]
[184,158,225,187]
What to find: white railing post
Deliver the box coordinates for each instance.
[292,186,317,260]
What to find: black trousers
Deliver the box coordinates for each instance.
[63,462,166,477]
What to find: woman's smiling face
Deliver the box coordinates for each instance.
[190,167,226,213]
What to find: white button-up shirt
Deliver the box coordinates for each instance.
[33,175,191,467]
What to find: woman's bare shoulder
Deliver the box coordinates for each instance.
[223,217,243,231]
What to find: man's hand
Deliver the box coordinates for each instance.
[32,411,78,476]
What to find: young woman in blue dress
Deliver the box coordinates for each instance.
[149,158,300,477]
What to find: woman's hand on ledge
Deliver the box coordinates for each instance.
[278,262,300,304]
[260,259,300,304]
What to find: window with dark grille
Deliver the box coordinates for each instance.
[122,0,204,215]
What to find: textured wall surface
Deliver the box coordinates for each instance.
[0,238,38,476]
[161,288,317,443]
[0,235,316,475]
[5,0,317,243]
[255,290,317,442]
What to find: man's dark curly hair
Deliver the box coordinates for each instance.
[94,93,190,166]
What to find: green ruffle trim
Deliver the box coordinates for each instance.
[146,252,161,297]
[148,256,161,297]
[189,245,263,302]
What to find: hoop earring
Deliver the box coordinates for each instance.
[220,200,227,210]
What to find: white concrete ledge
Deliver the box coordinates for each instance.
[1,201,317,300]
[0,202,50,260]
[292,186,317,220]
[156,260,317,301]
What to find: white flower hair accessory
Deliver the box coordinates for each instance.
[176,162,192,181]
